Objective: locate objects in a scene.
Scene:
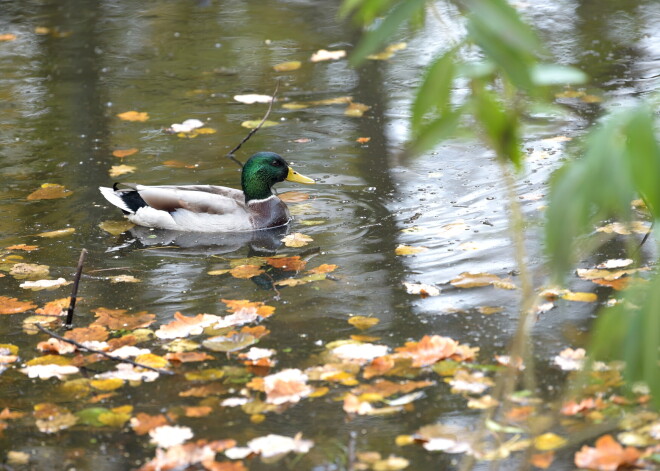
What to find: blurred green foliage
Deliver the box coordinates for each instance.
[343,0,660,407]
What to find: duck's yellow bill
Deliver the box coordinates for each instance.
[286,167,315,184]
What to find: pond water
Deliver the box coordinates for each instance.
[1,1,659,470]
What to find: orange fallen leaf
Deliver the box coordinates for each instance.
[184,406,213,418]
[531,451,555,469]
[117,111,149,122]
[0,34,17,41]
[65,324,109,343]
[266,256,307,271]
[155,312,221,339]
[112,148,138,158]
[221,299,275,318]
[356,137,371,143]
[396,335,476,367]
[6,244,39,251]
[130,412,168,435]
[0,296,36,315]
[264,369,311,405]
[307,264,338,274]
[574,435,640,471]
[165,351,214,364]
[229,264,264,279]
[27,183,73,200]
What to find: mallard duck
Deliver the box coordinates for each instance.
[99,152,314,232]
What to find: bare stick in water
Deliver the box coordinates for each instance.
[65,248,87,328]
[225,80,281,168]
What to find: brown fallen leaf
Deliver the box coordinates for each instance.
[35,297,74,316]
[230,264,265,279]
[65,324,109,343]
[92,307,156,330]
[27,183,73,200]
[266,256,307,271]
[112,148,138,158]
[130,412,169,435]
[307,264,338,274]
[5,244,39,251]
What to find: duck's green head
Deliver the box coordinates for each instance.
[241,152,314,202]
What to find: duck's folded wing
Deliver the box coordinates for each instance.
[134,185,246,214]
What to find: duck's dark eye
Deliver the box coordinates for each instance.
[272,160,281,166]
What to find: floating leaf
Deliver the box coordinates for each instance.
[367,42,407,60]
[396,335,477,367]
[36,228,75,238]
[155,312,221,339]
[21,364,79,380]
[9,263,49,280]
[241,120,279,129]
[6,244,39,251]
[348,316,380,330]
[561,291,597,302]
[266,256,307,271]
[230,264,265,279]
[553,347,585,371]
[112,148,138,158]
[574,435,640,471]
[282,232,313,247]
[165,351,214,363]
[310,49,346,62]
[273,61,302,72]
[35,298,72,316]
[234,94,272,104]
[332,342,389,363]
[20,278,71,291]
[203,333,257,353]
[395,244,428,255]
[149,425,193,448]
[99,220,135,235]
[222,299,275,318]
[534,433,567,451]
[0,296,36,315]
[403,282,440,297]
[0,34,17,41]
[450,272,516,290]
[130,413,169,435]
[168,118,204,133]
[307,264,337,274]
[345,102,371,117]
[263,369,312,405]
[356,137,371,143]
[117,111,149,122]
[109,164,136,177]
[26,183,73,200]
[92,307,155,330]
[108,274,141,283]
[448,369,494,394]
[65,324,109,343]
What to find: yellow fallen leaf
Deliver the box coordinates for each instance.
[395,244,428,255]
[90,378,124,391]
[0,34,17,41]
[99,220,135,235]
[117,111,149,122]
[534,433,567,451]
[348,316,380,330]
[109,165,136,177]
[207,269,230,276]
[273,61,301,72]
[36,228,75,238]
[345,102,371,117]
[241,120,279,129]
[282,232,313,247]
[134,353,169,369]
[367,42,407,60]
[229,264,265,279]
[395,435,415,446]
[561,291,597,302]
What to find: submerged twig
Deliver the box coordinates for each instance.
[65,249,88,329]
[225,80,281,168]
[36,323,174,375]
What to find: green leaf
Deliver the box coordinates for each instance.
[411,48,457,132]
[76,407,109,427]
[472,86,522,167]
[349,0,426,66]
[409,107,463,156]
[624,105,660,219]
[531,64,588,86]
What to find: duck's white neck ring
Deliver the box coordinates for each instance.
[247,195,277,205]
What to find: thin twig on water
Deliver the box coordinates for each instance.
[65,248,88,328]
[225,80,281,168]
[36,323,174,375]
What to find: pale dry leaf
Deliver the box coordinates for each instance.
[149,425,194,448]
[109,165,136,178]
[310,49,346,62]
[282,232,313,247]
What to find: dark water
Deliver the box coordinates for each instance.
[0,0,658,470]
